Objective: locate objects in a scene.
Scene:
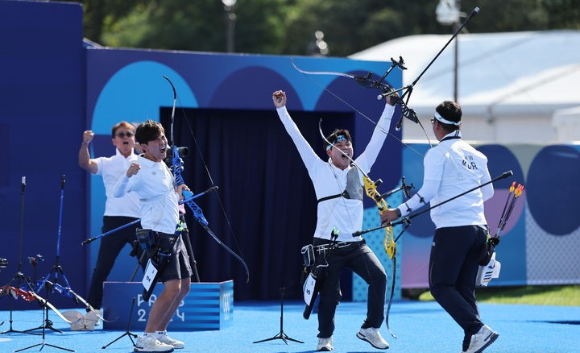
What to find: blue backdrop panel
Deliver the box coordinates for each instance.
[0,0,86,310]
[102,281,233,331]
[401,143,580,288]
[525,145,580,284]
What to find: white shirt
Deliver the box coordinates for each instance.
[94,149,140,218]
[113,156,179,234]
[276,104,394,242]
[398,131,494,228]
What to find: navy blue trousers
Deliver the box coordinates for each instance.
[87,216,143,309]
[313,238,387,338]
[428,225,487,342]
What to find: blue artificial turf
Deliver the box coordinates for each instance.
[1,300,579,352]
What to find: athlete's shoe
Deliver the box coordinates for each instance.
[134,334,174,352]
[463,325,499,353]
[356,327,389,349]
[317,337,333,351]
[155,331,185,349]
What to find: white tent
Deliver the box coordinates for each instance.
[350,30,580,143]
[553,105,580,144]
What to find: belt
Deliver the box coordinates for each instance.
[314,241,357,253]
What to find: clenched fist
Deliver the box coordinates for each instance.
[83,130,95,144]
[126,163,141,178]
[272,90,286,108]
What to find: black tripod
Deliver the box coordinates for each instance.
[24,282,63,334]
[1,176,39,336]
[253,287,303,345]
[15,295,74,352]
[102,297,138,349]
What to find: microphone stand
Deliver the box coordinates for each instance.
[23,281,63,334]
[101,297,138,349]
[0,176,39,336]
[253,287,303,345]
[15,293,74,353]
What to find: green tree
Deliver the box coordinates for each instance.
[64,0,580,56]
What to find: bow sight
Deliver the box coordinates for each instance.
[0,258,7,271]
[164,146,188,167]
[174,146,189,158]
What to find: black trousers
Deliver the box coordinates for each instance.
[87,216,144,309]
[428,225,487,342]
[313,238,387,338]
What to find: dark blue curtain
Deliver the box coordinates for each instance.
[162,108,354,300]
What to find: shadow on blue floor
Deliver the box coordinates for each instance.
[1,300,579,352]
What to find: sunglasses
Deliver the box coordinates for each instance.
[115,131,134,138]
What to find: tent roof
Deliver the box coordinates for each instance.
[350,30,580,119]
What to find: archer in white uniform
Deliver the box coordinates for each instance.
[273,90,396,351]
[382,101,498,353]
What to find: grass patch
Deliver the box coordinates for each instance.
[418,285,580,306]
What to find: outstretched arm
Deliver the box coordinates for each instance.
[273,90,320,172]
[356,95,398,172]
[381,149,443,223]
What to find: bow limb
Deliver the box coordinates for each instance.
[292,59,432,155]
[363,177,395,259]
[385,254,397,339]
[28,290,75,324]
[164,77,250,283]
[292,57,359,80]
[174,148,250,284]
[181,194,250,283]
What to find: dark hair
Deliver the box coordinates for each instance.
[135,120,165,144]
[111,121,135,138]
[435,101,462,131]
[323,129,352,151]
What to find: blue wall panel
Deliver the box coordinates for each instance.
[0,0,86,310]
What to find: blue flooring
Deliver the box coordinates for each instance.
[1,300,579,352]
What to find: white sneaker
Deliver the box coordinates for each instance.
[317,337,333,351]
[464,325,499,353]
[155,331,184,349]
[134,334,174,352]
[356,327,389,349]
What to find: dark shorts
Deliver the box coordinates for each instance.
[156,232,193,283]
